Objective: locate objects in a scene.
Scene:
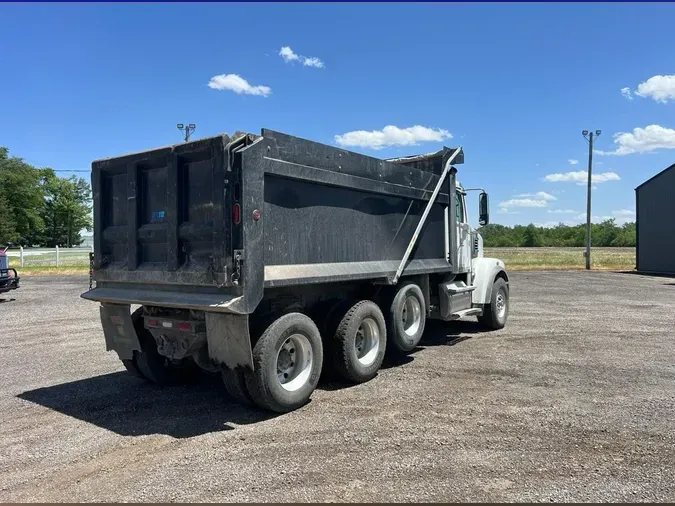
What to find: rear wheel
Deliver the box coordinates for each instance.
[387,282,426,354]
[121,308,195,386]
[332,300,387,383]
[245,313,323,413]
[222,367,253,406]
[477,277,509,330]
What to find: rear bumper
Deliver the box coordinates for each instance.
[0,269,20,293]
[81,286,245,314]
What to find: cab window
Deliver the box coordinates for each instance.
[456,191,465,223]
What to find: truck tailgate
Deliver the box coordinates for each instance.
[90,135,236,288]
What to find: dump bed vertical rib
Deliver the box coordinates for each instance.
[166,152,179,271]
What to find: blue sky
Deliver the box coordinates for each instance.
[2,2,675,228]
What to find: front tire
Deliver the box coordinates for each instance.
[245,313,323,413]
[333,300,387,383]
[477,277,509,330]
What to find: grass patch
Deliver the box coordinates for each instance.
[485,247,636,271]
[16,265,89,276]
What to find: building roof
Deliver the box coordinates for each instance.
[635,162,675,191]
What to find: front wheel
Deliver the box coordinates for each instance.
[477,277,509,330]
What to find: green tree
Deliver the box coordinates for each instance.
[0,190,17,244]
[0,146,92,247]
[40,173,93,247]
[0,147,47,244]
[522,224,542,247]
[477,219,635,248]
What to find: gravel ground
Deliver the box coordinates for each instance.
[0,271,674,502]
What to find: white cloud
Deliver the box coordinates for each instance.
[613,209,635,218]
[207,74,271,97]
[302,56,324,69]
[543,170,620,184]
[498,198,548,209]
[279,46,325,68]
[279,46,300,62]
[612,209,636,225]
[568,159,579,165]
[534,220,577,228]
[334,125,452,150]
[547,209,578,214]
[595,125,675,156]
[497,208,521,215]
[634,74,675,103]
[621,87,634,100]
[517,191,556,201]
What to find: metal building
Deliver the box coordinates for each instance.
[635,162,675,274]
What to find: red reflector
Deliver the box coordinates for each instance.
[233,203,241,225]
[178,322,192,331]
[111,316,123,324]
[147,319,158,326]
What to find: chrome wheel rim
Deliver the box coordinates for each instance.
[355,317,380,366]
[401,295,422,337]
[276,333,313,392]
[496,289,507,319]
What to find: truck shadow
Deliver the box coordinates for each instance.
[0,297,16,303]
[17,372,279,439]
[320,319,485,389]
[381,319,487,369]
[17,321,490,433]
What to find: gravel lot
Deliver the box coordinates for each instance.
[1,271,674,502]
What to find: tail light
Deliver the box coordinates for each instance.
[233,203,241,225]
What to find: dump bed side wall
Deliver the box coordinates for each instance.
[238,129,457,296]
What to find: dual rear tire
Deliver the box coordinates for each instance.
[225,299,393,413]
[224,284,428,414]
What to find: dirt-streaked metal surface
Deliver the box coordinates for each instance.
[1,272,674,502]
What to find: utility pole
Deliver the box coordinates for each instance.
[582,129,601,270]
[177,123,196,142]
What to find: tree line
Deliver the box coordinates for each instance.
[477,220,636,248]
[0,147,92,247]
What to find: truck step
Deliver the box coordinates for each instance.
[449,307,482,320]
[442,282,476,294]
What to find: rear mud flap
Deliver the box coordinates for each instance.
[99,303,141,361]
[205,313,254,371]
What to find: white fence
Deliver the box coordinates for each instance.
[6,246,93,268]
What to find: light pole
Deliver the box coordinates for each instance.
[177,123,196,142]
[582,129,601,270]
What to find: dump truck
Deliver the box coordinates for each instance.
[0,243,20,294]
[81,129,509,413]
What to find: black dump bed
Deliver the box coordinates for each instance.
[84,128,463,314]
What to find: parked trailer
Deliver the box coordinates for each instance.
[81,129,509,413]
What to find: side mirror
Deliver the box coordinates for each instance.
[478,192,489,226]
